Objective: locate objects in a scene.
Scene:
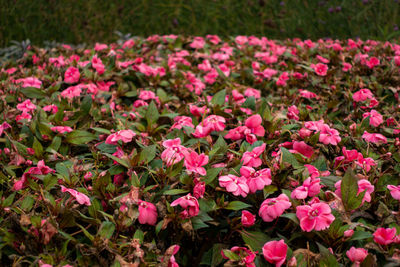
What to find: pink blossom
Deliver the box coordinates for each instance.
[203,115,226,132]
[245,114,265,137]
[262,239,287,267]
[240,166,271,193]
[92,55,105,74]
[335,179,374,204]
[259,194,292,222]
[222,246,256,266]
[183,151,209,176]
[291,141,314,158]
[171,116,194,130]
[138,200,157,226]
[291,177,322,200]
[170,193,199,218]
[287,105,299,120]
[189,105,209,117]
[342,62,352,72]
[241,210,256,227]
[344,229,354,237]
[17,99,36,113]
[363,109,383,127]
[346,247,368,266]
[312,63,328,76]
[373,227,396,245]
[299,89,318,99]
[161,138,188,166]
[61,85,82,99]
[296,202,335,232]
[366,57,380,69]
[105,129,136,145]
[193,180,205,199]
[387,185,400,200]
[241,143,266,168]
[64,67,80,83]
[362,131,387,144]
[319,125,341,145]
[225,126,247,140]
[0,122,11,136]
[353,89,373,102]
[42,104,58,114]
[60,185,91,206]
[218,174,249,197]
[51,126,73,134]
[15,77,42,88]
[244,88,261,98]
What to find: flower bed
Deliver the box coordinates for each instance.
[1,35,400,266]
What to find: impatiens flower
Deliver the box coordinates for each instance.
[319,125,341,145]
[244,114,265,137]
[240,166,272,193]
[219,174,249,197]
[171,116,194,130]
[163,245,180,267]
[17,99,36,113]
[92,55,105,74]
[183,151,209,176]
[61,85,82,99]
[203,115,226,132]
[0,122,11,136]
[373,227,396,245]
[222,246,256,266]
[51,126,73,134]
[161,138,188,166]
[299,89,318,99]
[296,202,335,232]
[60,185,91,206]
[366,56,380,69]
[170,193,199,218]
[291,177,322,199]
[241,143,266,168]
[287,105,299,120]
[346,247,368,267]
[363,109,383,127]
[241,210,256,227]
[312,63,328,76]
[291,141,314,158]
[344,229,354,237]
[64,66,80,83]
[225,126,247,140]
[262,239,287,267]
[387,185,400,200]
[259,194,292,222]
[342,62,352,72]
[105,129,136,145]
[193,179,205,199]
[353,89,373,102]
[15,77,42,88]
[335,179,374,204]
[138,200,157,226]
[362,131,387,144]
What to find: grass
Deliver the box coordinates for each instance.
[0,0,400,47]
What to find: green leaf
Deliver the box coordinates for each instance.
[280,147,302,168]
[20,196,35,211]
[20,87,46,99]
[2,193,16,207]
[225,201,251,210]
[139,145,157,164]
[77,224,94,242]
[242,96,256,110]
[221,249,240,261]
[103,153,130,168]
[33,137,43,157]
[145,101,159,124]
[133,229,144,243]
[341,169,365,211]
[65,130,96,145]
[163,189,189,196]
[98,221,115,239]
[350,231,373,241]
[198,198,217,212]
[203,167,223,185]
[211,89,226,106]
[241,230,269,252]
[280,213,299,224]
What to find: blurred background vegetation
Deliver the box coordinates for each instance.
[0,0,400,47]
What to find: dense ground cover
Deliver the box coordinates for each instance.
[1,0,400,47]
[1,35,400,266]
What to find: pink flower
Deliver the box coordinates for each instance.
[342,62,352,72]
[60,185,91,206]
[241,210,256,227]
[105,129,136,145]
[362,131,387,144]
[346,247,368,266]
[0,122,11,136]
[61,85,82,99]
[241,143,266,168]
[193,180,205,199]
[344,229,354,237]
[259,194,292,222]
[15,77,42,88]
[335,179,374,204]
[287,105,299,120]
[225,126,247,140]
[363,110,383,127]
[373,227,396,245]
[312,63,328,76]
[64,66,80,83]
[262,240,287,267]
[43,104,58,114]
[387,185,400,200]
[245,114,265,137]
[51,126,73,134]
[296,202,335,232]
[138,200,157,226]
[291,177,322,200]
[161,138,188,166]
[240,166,272,193]
[219,174,249,197]
[17,99,36,113]
[299,89,318,99]
[171,116,194,130]
[291,141,314,158]
[203,115,226,132]
[189,105,209,117]
[222,246,256,266]
[92,55,105,74]
[183,151,209,176]
[353,89,373,102]
[170,193,199,218]
[319,125,341,145]
[366,57,380,69]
